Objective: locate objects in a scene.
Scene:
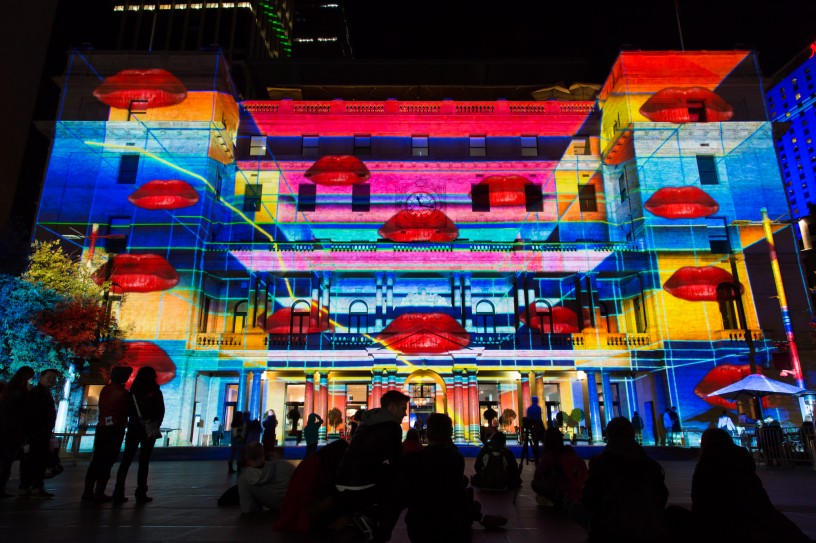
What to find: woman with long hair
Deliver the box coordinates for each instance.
[112,366,165,504]
[0,366,34,497]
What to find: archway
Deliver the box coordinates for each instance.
[402,369,448,419]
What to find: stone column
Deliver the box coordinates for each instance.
[237,370,248,413]
[304,373,314,417]
[375,273,384,328]
[371,372,383,407]
[318,372,329,442]
[320,272,331,328]
[601,371,614,423]
[521,372,531,416]
[586,371,603,444]
[468,372,480,444]
[248,370,262,420]
[464,274,473,329]
[385,274,394,324]
[453,371,465,443]
[387,370,397,392]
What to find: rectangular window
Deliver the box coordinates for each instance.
[578,184,597,212]
[117,154,140,184]
[199,295,212,332]
[632,295,646,333]
[618,172,628,202]
[572,137,590,155]
[243,184,262,212]
[249,136,267,156]
[412,136,428,157]
[297,184,317,212]
[706,218,731,253]
[303,135,319,156]
[352,184,370,212]
[471,184,490,212]
[106,217,131,254]
[469,135,486,157]
[521,135,538,157]
[524,184,544,212]
[697,155,719,185]
[354,135,371,156]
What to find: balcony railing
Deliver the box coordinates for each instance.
[719,329,765,342]
[605,333,652,347]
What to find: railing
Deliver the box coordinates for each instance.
[606,333,652,347]
[241,100,595,116]
[719,329,765,342]
[327,333,376,347]
[740,426,814,467]
[469,333,516,348]
[392,243,454,252]
[196,333,245,348]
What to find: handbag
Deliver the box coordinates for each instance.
[133,396,162,439]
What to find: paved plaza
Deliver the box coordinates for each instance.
[1,453,815,542]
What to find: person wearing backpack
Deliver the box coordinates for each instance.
[580,417,669,542]
[532,427,587,510]
[471,432,520,491]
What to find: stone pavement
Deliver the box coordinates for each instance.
[1,455,815,542]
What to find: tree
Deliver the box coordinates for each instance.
[327,407,343,432]
[500,408,517,430]
[23,241,103,301]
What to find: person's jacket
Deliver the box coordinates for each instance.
[303,414,323,445]
[336,407,402,487]
[238,460,296,514]
[25,384,56,440]
[0,387,28,443]
[263,415,278,434]
[98,382,131,429]
[128,387,165,430]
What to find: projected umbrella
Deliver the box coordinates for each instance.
[706,373,806,402]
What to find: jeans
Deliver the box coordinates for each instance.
[114,428,157,495]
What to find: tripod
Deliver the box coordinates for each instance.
[514,419,540,504]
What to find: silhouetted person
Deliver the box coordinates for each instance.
[228,411,246,474]
[717,410,736,435]
[82,366,133,503]
[335,390,410,543]
[581,416,669,542]
[532,426,587,510]
[471,431,521,491]
[303,413,323,456]
[238,442,295,515]
[246,414,261,445]
[525,396,545,461]
[262,409,278,453]
[685,428,809,543]
[631,411,644,444]
[402,428,423,454]
[0,366,34,498]
[348,409,362,440]
[113,366,165,503]
[211,417,223,446]
[19,369,60,499]
[483,406,498,428]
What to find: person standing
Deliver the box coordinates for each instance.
[228,411,246,474]
[211,417,223,446]
[113,366,165,504]
[262,410,278,453]
[19,368,60,499]
[631,411,645,445]
[717,411,736,436]
[662,408,674,446]
[670,406,682,446]
[303,413,323,457]
[82,366,133,503]
[0,366,34,498]
[525,396,546,461]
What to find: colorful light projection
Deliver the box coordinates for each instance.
[128,180,200,210]
[257,302,333,334]
[639,88,734,123]
[117,341,177,386]
[519,304,580,334]
[644,186,719,219]
[92,254,179,293]
[304,155,370,186]
[693,364,780,410]
[469,175,534,206]
[93,69,188,109]
[378,209,459,242]
[377,312,470,354]
[663,266,742,302]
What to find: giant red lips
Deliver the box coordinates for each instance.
[128,180,199,210]
[694,365,778,410]
[258,303,332,334]
[378,210,459,242]
[92,254,179,293]
[377,312,470,354]
[304,156,370,186]
[519,304,580,333]
[644,186,719,219]
[117,341,176,387]
[663,266,742,302]
[639,87,734,123]
[93,68,188,110]
[469,175,535,206]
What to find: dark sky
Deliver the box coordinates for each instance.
[345,0,816,81]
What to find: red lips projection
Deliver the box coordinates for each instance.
[93,69,188,110]
[128,180,199,210]
[118,341,176,387]
[663,266,742,302]
[378,210,459,242]
[519,304,580,334]
[258,303,332,334]
[304,156,370,186]
[377,312,470,354]
[92,254,179,293]
[694,365,777,410]
[469,175,534,206]
[639,87,734,123]
[644,186,719,219]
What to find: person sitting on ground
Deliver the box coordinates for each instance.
[335,390,410,543]
[237,442,296,515]
[532,426,587,510]
[580,416,669,543]
[303,413,323,456]
[274,438,349,533]
[402,428,423,454]
[687,428,808,543]
[399,412,506,543]
[471,431,521,492]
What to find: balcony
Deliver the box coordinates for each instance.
[718,329,765,343]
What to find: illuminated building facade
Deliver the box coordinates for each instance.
[35,50,810,447]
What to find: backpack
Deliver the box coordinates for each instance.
[559,450,588,503]
[475,447,511,491]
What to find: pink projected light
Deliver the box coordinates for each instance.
[93,69,187,109]
[663,266,742,302]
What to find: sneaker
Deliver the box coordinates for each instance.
[480,514,508,530]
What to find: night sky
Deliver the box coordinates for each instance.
[344,0,816,81]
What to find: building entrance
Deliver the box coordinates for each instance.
[407,383,435,442]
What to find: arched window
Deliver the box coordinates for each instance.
[474,300,496,333]
[717,283,740,330]
[290,300,312,334]
[349,300,369,333]
[233,301,248,332]
[532,298,553,334]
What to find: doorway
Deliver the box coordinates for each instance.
[407,383,435,442]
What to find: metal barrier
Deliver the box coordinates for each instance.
[740,427,812,467]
